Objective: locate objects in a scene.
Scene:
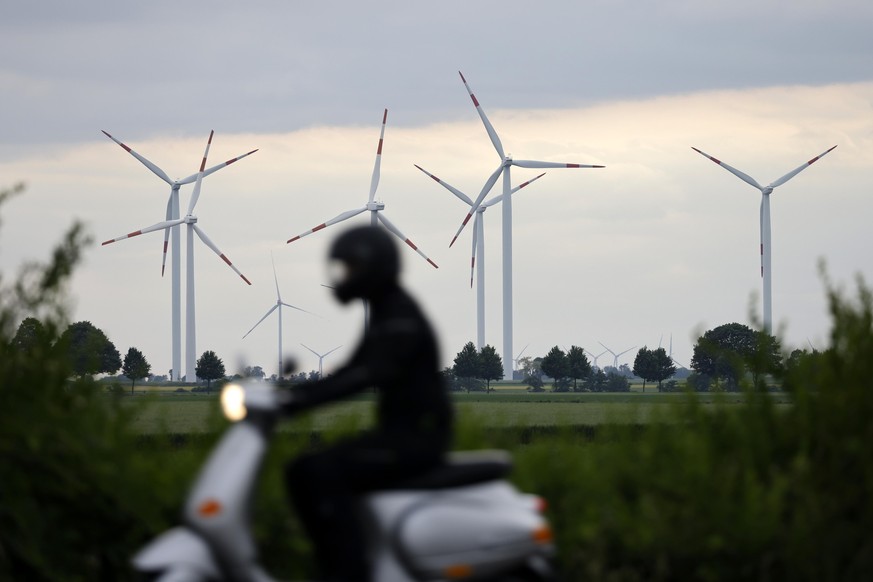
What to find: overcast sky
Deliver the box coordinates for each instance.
[2,0,872,378]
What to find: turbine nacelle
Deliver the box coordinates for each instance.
[761,186,774,195]
[183,215,199,224]
[366,201,386,211]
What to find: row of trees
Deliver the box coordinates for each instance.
[9,317,232,391]
[450,321,806,393]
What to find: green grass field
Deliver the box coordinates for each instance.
[125,388,793,434]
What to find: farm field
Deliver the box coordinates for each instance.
[125,388,793,434]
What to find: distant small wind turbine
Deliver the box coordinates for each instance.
[584,348,609,370]
[512,344,530,371]
[103,131,252,381]
[101,130,256,380]
[242,254,317,379]
[692,144,836,331]
[598,342,636,369]
[300,344,342,379]
[414,164,544,349]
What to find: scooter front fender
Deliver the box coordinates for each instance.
[132,526,220,580]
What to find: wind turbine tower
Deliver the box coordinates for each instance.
[692,145,836,331]
[101,131,256,380]
[450,72,604,379]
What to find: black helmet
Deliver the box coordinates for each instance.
[328,225,400,303]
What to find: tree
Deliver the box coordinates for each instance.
[519,356,545,392]
[479,344,504,392]
[11,317,49,352]
[453,341,483,392]
[57,321,121,378]
[691,323,781,390]
[605,371,631,392]
[565,345,592,391]
[584,368,607,392]
[121,347,151,393]
[540,346,570,391]
[633,347,676,392]
[633,347,656,392]
[195,350,226,392]
[243,365,265,380]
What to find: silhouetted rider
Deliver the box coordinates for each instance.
[283,225,453,582]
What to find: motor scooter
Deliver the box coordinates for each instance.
[133,379,557,581]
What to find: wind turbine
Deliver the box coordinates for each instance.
[512,344,530,372]
[287,109,439,270]
[414,164,544,349]
[101,130,256,380]
[242,254,317,379]
[584,348,609,371]
[598,342,636,370]
[300,344,343,379]
[450,71,605,379]
[692,144,836,331]
[102,131,252,381]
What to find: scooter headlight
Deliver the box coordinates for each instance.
[220,383,247,421]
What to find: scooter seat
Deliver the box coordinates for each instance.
[388,450,513,490]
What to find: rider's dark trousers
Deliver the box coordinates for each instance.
[285,430,446,582]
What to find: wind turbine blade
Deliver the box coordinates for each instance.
[598,341,616,357]
[449,163,503,247]
[324,345,342,357]
[369,109,388,203]
[192,224,252,285]
[101,217,185,246]
[280,301,320,317]
[617,347,636,357]
[470,213,479,288]
[179,149,259,184]
[161,195,172,276]
[376,212,439,269]
[481,172,547,209]
[691,146,763,190]
[287,206,368,243]
[101,130,173,185]
[186,130,214,215]
[271,252,282,301]
[459,71,505,159]
[242,304,279,339]
[512,160,605,169]
[768,145,837,188]
[300,343,320,358]
[414,164,475,206]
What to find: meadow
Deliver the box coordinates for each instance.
[124,387,792,434]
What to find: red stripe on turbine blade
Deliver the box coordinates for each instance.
[428,259,439,269]
[207,130,214,144]
[241,274,252,285]
[163,241,169,252]
[377,138,383,155]
[220,254,232,266]
[127,230,143,238]
[450,235,459,247]
[287,236,300,243]
[461,213,472,226]
[405,239,418,251]
[312,223,327,233]
[459,71,467,83]
[566,164,580,168]
[470,93,480,107]
[382,109,388,124]
[101,240,114,246]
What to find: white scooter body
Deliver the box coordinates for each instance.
[133,381,555,581]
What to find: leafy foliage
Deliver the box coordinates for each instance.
[566,345,592,391]
[0,185,179,580]
[691,322,782,390]
[540,346,570,391]
[195,350,226,391]
[633,346,676,392]
[121,346,151,393]
[478,344,503,391]
[57,320,122,377]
